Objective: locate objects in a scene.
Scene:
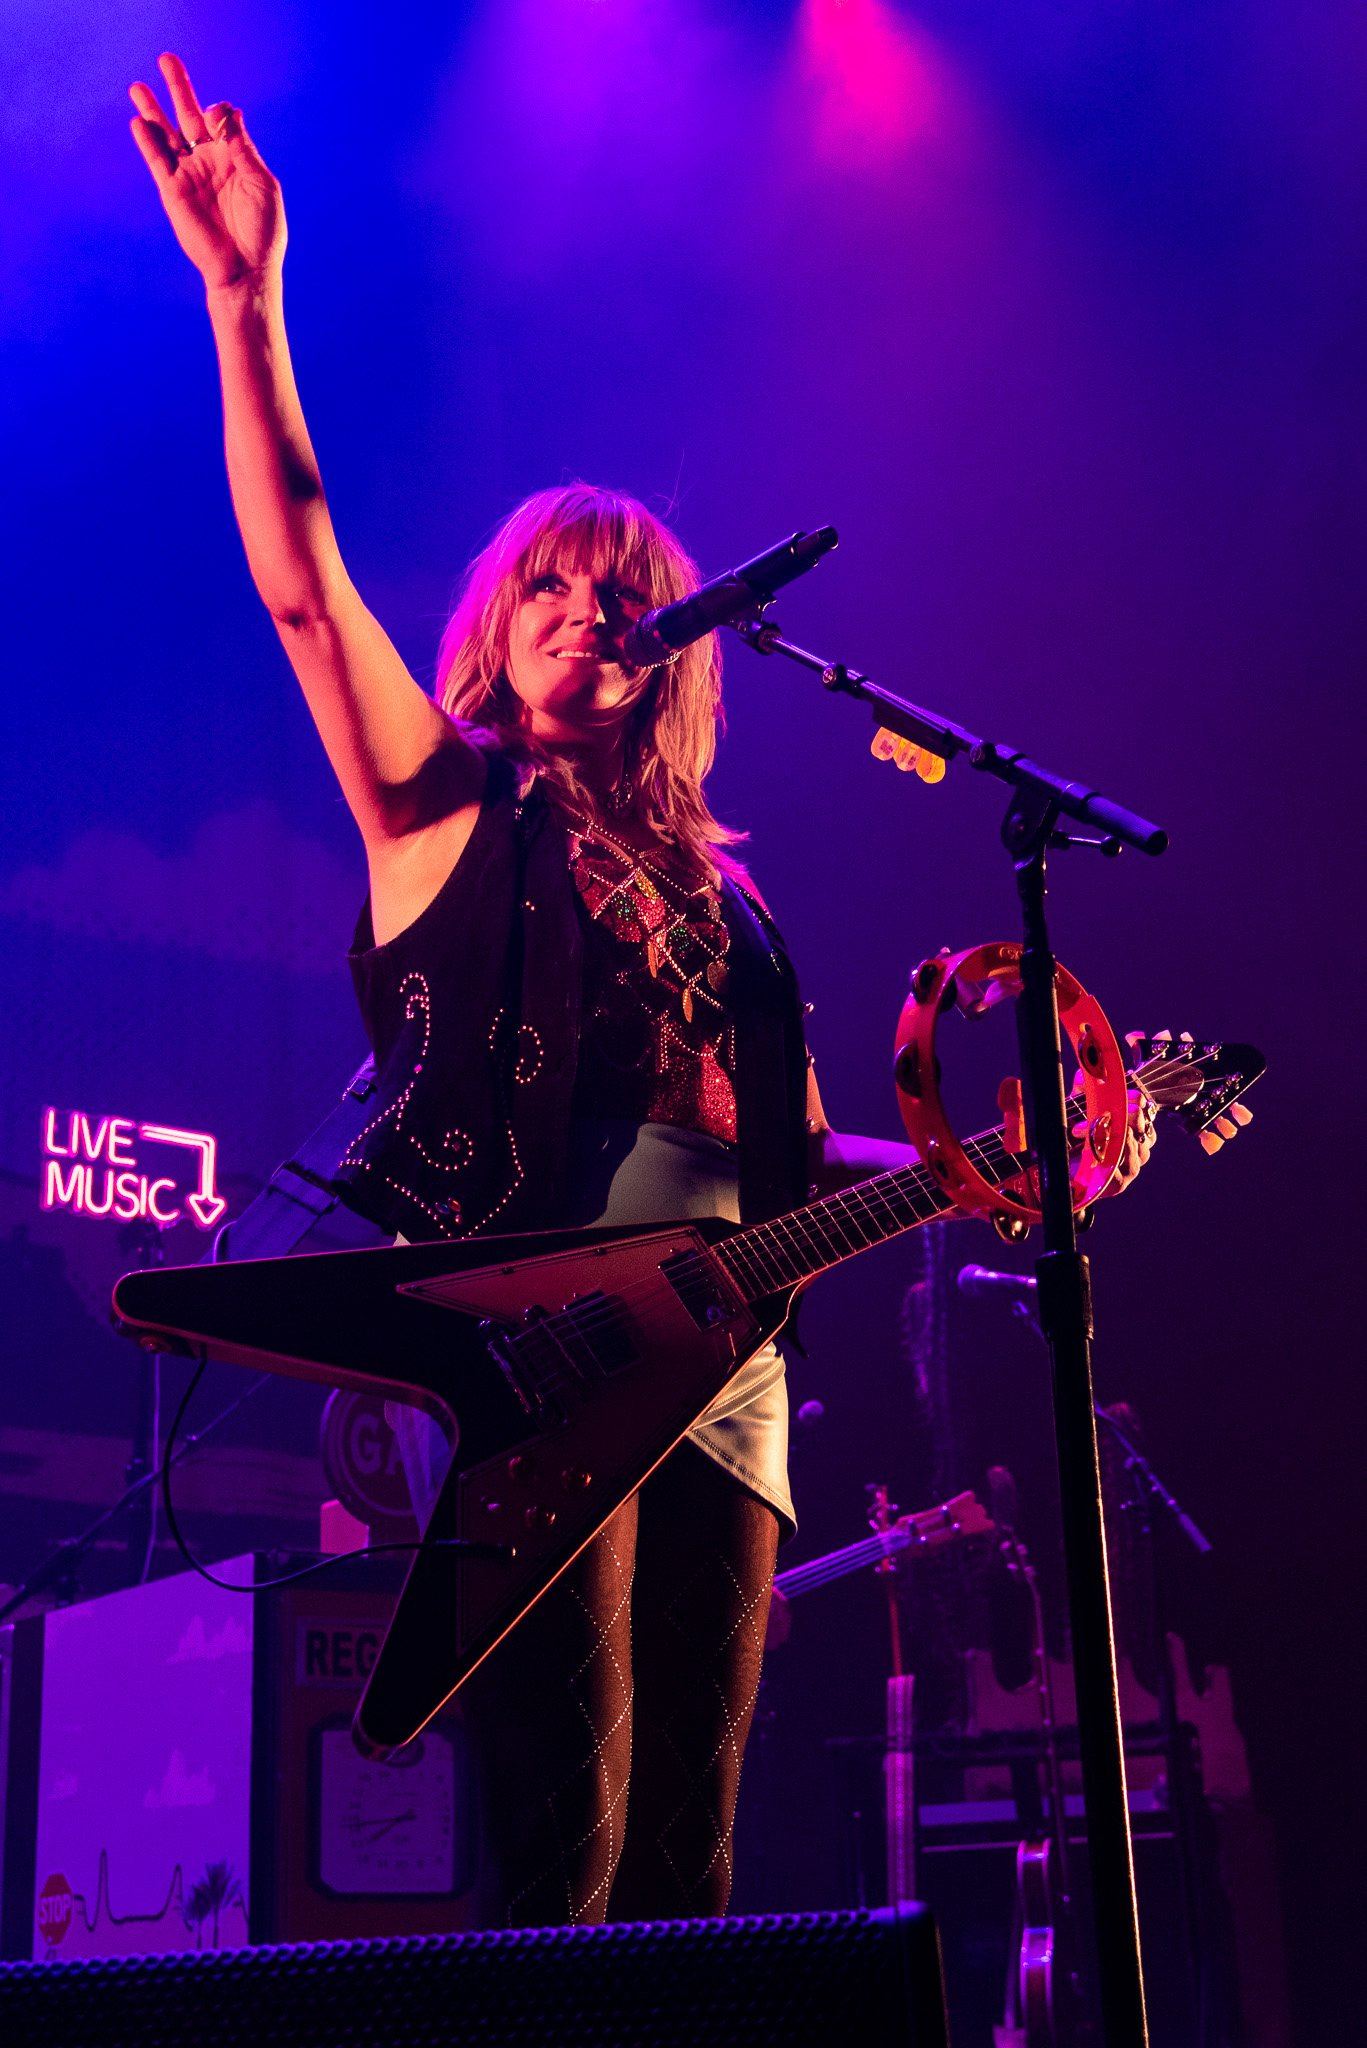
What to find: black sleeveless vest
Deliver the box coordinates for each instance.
[335,758,810,1244]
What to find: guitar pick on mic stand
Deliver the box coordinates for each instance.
[725,552,1169,2048]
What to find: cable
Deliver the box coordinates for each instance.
[158,1352,502,1594]
[187,1537,496,1593]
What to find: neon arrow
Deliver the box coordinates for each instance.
[138,1123,227,1229]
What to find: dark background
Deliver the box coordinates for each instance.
[3,3,1362,2037]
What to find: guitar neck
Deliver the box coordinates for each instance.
[715,1128,1018,1304]
[775,1525,914,1601]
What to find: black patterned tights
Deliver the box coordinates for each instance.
[460,1444,780,1928]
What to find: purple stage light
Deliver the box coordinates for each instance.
[796,0,951,167]
[405,0,748,266]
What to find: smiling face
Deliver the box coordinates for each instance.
[505,564,653,746]
[437,487,725,817]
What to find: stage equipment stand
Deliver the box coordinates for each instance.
[731,607,1168,2048]
[118,1219,170,1585]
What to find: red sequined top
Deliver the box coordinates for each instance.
[566,822,737,1144]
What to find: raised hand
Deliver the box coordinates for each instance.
[1069,1032,1160,1194]
[129,54,284,290]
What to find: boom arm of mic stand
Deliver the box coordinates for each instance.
[728,617,1167,857]
[1014,1312,1216,1558]
[1096,1408,1214,1556]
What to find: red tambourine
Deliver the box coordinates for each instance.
[893,941,1130,1227]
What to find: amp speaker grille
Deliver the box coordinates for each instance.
[0,1906,947,2048]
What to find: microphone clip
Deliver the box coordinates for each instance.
[729,613,783,657]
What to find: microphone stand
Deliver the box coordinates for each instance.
[120,1218,168,1586]
[1008,1310,1214,1561]
[730,611,1166,2048]
[1013,1302,1226,2040]
[1093,1402,1212,1561]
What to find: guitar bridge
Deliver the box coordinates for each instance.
[482,1291,643,1420]
[481,1311,574,1423]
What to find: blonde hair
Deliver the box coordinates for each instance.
[436,485,747,882]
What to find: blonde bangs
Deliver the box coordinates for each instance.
[435,485,748,883]
[517,493,692,609]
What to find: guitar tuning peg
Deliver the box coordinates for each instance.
[1198,1129,1225,1156]
[1231,1103,1254,1126]
[1214,1116,1238,1139]
[1154,1029,1173,1043]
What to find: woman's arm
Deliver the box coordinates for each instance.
[128,55,480,869]
[805,1063,1155,1198]
[805,1065,920,1194]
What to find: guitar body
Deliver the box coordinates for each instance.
[113,1219,790,1756]
[112,1029,1262,1760]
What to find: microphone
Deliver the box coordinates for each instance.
[956,1263,1038,1299]
[623,527,838,666]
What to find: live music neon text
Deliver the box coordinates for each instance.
[39,1109,225,1229]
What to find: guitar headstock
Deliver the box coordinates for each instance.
[900,1489,994,1550]
[1125,1031,1265,1155]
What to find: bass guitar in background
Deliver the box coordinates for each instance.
[763,1489,993,1650]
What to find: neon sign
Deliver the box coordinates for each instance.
[41,1111,227,1230]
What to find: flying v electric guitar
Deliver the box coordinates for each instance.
[113,1034,1261,1758]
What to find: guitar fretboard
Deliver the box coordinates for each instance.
[715,1129,1022,1304]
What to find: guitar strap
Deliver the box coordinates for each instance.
[724,881,810,1228]
[203,1055,379,1264]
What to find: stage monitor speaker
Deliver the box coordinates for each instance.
[0,1904,948,2048]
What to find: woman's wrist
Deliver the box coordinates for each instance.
[205,263,284,320]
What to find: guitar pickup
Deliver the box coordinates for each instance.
[556,1291,639,1379]
[659,1250,742,1333]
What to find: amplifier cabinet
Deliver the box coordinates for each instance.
[1,1557,478,1963]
